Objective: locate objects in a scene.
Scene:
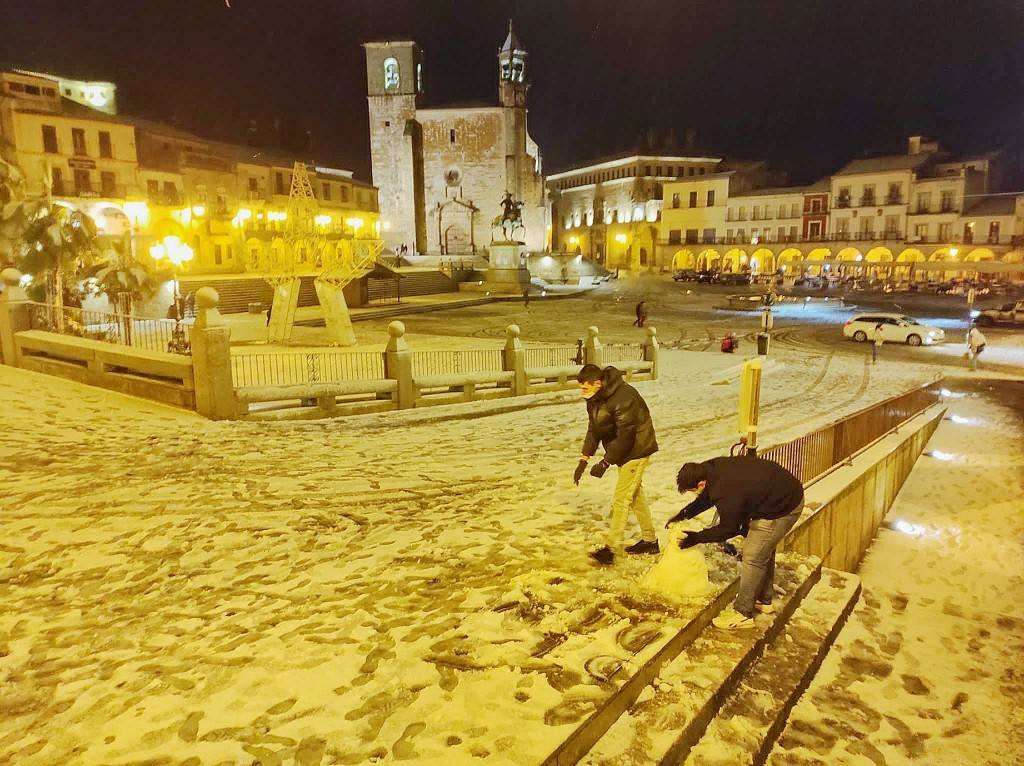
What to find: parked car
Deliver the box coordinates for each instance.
[716,272,752,286]
[695,270,718,283]
[973,300,1024,327]
[672,269,698,282]
[842,313,945,346]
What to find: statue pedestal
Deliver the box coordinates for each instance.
[485,242,531,293]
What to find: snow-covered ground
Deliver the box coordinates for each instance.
[769,379,1024,765]
[0,329,958,765]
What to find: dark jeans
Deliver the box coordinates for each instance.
[734,505,803,617]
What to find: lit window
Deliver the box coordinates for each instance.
[383,57,400,91]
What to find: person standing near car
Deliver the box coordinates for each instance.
[871,322,884,364]
[967,323,987,371]
[666,455,805,629]
[573,364,659,565]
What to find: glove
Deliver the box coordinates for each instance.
[573,459,588,485]
[678,531,700,550]
[589,459,610,478]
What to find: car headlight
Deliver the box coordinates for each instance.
[970,310,981,318]
[928,331,938,336]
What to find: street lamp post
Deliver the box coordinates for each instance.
[150,235,195,353]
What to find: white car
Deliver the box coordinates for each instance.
[842,313,945,346]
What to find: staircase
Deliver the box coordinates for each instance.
[540,556,861,766]
[367,270,459,302]
[178,276,320,314]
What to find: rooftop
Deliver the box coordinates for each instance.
[834,154,933,176]
[963,194,1019,217]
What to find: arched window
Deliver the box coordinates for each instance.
[383,58,400,91]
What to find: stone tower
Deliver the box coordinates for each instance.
[363,40,426,253]
[498,22,532,216]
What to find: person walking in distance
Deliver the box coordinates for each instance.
[633,301,648,328]
[573,364,659,565]
[871,322,884,364]
[522,286,531,308]
[666,455,805,629]
[966,322,987,371]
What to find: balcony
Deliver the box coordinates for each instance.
[884,195,903,205]
[835,197,851,209]
[859,196,877,207]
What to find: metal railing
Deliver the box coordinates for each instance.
[758,383,941,485]
[602,343,645,364]
[411,349,503,376]
[26,301,189,355]
[524,345,581,368]
[231,350,385,387]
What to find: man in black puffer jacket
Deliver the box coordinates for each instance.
[574,364,659,565]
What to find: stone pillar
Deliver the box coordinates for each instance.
[643,326,659,379]
[314,279,357,346]
[268,276,301,344]
[189,287,238,420]
[584,325,603,367]
[0,268,30,367]
[503,324,527,396]
[384,320,414,409]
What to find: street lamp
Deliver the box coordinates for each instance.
[150,235,195,352]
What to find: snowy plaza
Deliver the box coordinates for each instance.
[2,281,1023,765]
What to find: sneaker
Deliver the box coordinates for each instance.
[589,546,615,566]
[712,607,756,630]
[624,539,660,555]
[755,601,775,614]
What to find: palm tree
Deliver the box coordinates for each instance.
[84,239,170,345]
[18,204,100,330]
[0,154,34,269]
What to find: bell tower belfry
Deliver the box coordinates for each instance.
[364,40,426,252]
[498,21,529,109]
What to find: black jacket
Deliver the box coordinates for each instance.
[672,456,804,544]
[581,367,658,466]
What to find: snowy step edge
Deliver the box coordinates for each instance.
[555,557,823,766]
[653,559,824,766]
[683,568,862,766]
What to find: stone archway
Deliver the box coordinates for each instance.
[836,247,863,276]
[751,248,774,275]
[673,249,697,270]
[803,247,831,276]
[895,248,925,281]
[723,248,747,273]
[864,247,893,279]
[697,248,721,271]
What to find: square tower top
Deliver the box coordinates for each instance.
[363,40,423,98]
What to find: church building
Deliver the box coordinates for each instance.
[363,24,547,256]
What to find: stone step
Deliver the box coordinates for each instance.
[579,554,824,766]
[683,568,862,766]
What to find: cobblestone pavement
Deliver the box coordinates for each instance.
[0,290,959,765]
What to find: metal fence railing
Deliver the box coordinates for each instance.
[411,349,504,377]
[523,345,581,368]
[26,301,190,355]
[602,343,646,364]
[758,384,941,485]
[231,351,385,387]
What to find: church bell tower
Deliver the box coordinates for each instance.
[498,21,528,109]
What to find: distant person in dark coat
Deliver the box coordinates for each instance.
[574,364,660,565]
[633,301,648,328]
[266,303,273,327]
[667,456,805,630]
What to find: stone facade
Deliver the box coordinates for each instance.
[364,25,546,255]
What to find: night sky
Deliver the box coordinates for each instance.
[4,0,1024,184]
